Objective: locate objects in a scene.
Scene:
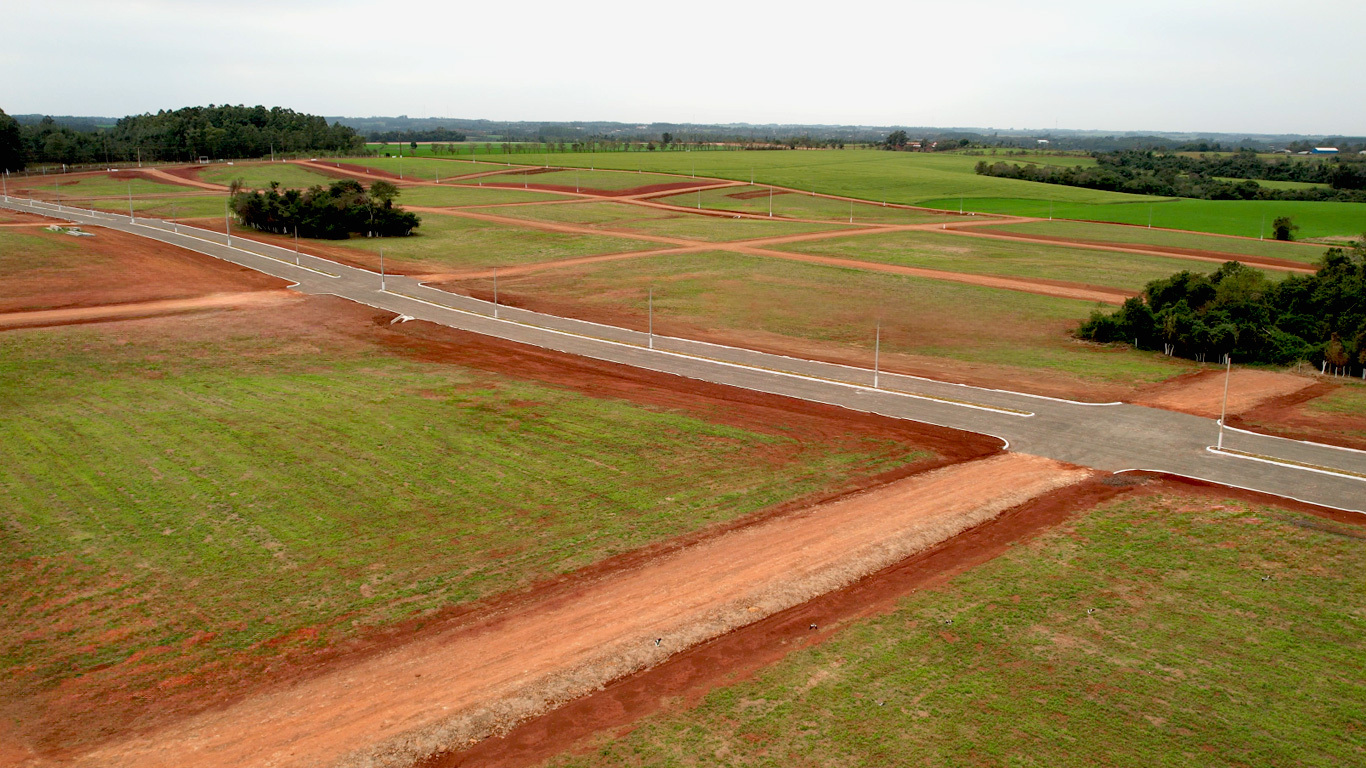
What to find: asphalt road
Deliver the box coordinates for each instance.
[8,197,1364,513]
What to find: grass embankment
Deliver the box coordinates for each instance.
[980,220,1330,264]
[486,250,1189,387]
[201,163,337,190]
[0,309,921,738]
[775,230,1286,292]
[553,491,1366,767]
[491,201,851,242]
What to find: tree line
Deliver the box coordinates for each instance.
[1079,241,1366,373]
[230,179,420,240]
[974,149,1366,202]
[0,105,364,170]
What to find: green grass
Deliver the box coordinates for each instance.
[923,197,1366,240]
[330,210,660,269]
[489,201,851,242]
[201,163,337,190]
[340,155,513,180]
[0,315,920,720]
[774,230,1274,292]
[25,175,189,199]
[553,491,1366,768]
[1307,384,1366,415]
[981,219,1329,264]
[457,169,685,191]
[365,141,545,158]
[494,250,1190,385]
[87,193,228,218]
[653,185,952,224]
[393,185,565,207]
[0,229,97,275]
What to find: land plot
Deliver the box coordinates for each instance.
[457,168,687,192]
[924,196,1366,239]
[341,155,514,179]
[445,250,1191,397]
[773,229,1272,292]
[87,193,227,218]
[0,226,281,313]
[491,201,851,241]
[553,488,1366,768]
[981,219,1329,264]
[1233,380,1366,451]
[394,184,566,207]
[200,162,337,190]
[0,295,938,757]
[17,173,190,199]
[654,184,953,224]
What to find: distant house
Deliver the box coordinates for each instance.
[1312,147,1339,154]
[1036,139,1050,145]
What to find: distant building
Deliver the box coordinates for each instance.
[1036,139,1050,144]
[1312,147,1339,154]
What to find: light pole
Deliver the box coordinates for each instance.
[128,184,135,223]
[648,286,654,349]
[294,225,300,266]
[1148,205,1153,229]
[1259,213,1265,241]
[171,202,177,233]
[492,268,499,319]
[768,186,773,218]
[873,320,881,388]
[225,197,231,245]
[1217,354,1232,449]
[379,247,386,290]
[2,170,7,201]
[54,179,60,211]
[849,200,853,224]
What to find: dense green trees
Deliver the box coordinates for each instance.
[10,105,363,167]
[230,179,420,239]
[0,109,23,172]
[975,149,1366,202]
[1079,242,1366,371]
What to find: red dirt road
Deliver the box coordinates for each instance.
[0,290,300,330]
[70,454,1089,768]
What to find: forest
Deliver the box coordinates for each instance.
[230,179,420,239]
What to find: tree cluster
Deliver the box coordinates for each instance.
[974,149,1366,202]
[1079,242,1366,372]
[368,127,467,143]
[230,179,420,240]
[6,105,363,169]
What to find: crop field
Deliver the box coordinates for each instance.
[200,162,337,189]
[0,296,929,750]
[456,168,688,191]
[554,488,1366,767]
[652,185,954,224]
[488,200,852,241]
[772,230,1266,292]
[919,196,1366,239]
[465,250,1191,391]
[979,219,1331,263]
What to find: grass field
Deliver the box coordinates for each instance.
[0,307,921,734]
[456,169,686,191]
[652,185,952,224]
[0,229,100,277]
[489,201,851,241]
[326,210,659,270]
[201,163,337,190]
[486,250,1190,386]
[920,197,1366,240]
[341,155,515,180]
[980,219,1330,264]
[85,193,227,218]
[25,174,189,199]
[1307,383,1366,415]
[773,230,1270,292]
[553,490,1366,767]
[394,185,566,207]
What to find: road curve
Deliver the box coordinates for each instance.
[5,197,1362,513]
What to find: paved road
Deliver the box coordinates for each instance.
[8,197,1364,513]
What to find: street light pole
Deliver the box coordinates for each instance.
[493,268,499,318]
[171,202,177,233]
[648,286,654,349]
[873,320,881,389]
[1217,354,1232,450]
[128,184,135,223]
[380,247,386,291]
[294,225,300,266]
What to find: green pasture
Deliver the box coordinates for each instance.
[456,168,684,191]
[981,219,1330,264]
[774,230,1275,292]
[201,163,337,190]
[0,229,100,278]
[924,197,1366,239]
[85,193,227,218]
[653,185,952,224]
[341,155,515,180]
[366,141,545,158]
[389,185,564,207]
[494,250,1190,386]
[330,211,659,270]
[555,491,1366,768]
[490,201,850,242]
[1308,384,1366,415]
[0,317,918,723]
[28,174,187,199]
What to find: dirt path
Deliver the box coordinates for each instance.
[70,454,1089,768]
[0,291,301,330]
[1132,368,1320,418]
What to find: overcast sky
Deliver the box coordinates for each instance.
[6,0,1363,136]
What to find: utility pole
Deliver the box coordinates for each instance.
[1259,213,1265,241]
[380,247,386,291]
[493,268,499,319]
[54,179,60,211]
[2,169,7,201]
[128,184,135,222]
[873,320,881,388]
[1217,354,1232,450]
[849,200,853,224]
[171,202,177,233]
[294,225,300,266]
[1148,205,1153,229]
[648,285,654,349]
[768,186,773,218]
[225,197,231,245]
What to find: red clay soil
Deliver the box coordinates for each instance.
[1228,382,1366,452]
[954,227,1318,274]
[0,291,302,330]
[1131,368,1318,418]
[0,208,53,225]
[0,224,286,314]
[302,159,404,181]
[426,471,1362,768]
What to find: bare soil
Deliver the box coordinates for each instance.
[1230,383,1366,452]
[69,454,1090,768]
[0,290,301,330]
[1132,368,1318,418]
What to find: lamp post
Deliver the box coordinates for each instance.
[379,247,386,291]
[493,267,499,319]
[294,225,300,266]
[648,286,654,349]
[1217,355,1232,450]
[873,320,881,389]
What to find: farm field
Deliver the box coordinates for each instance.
[772,230,1264,292]
[652,184,954,224]
[445,250,1193,396]
[550,488,1366,768]
[0,292,936,756]
[489,200,852,241]
[200,162,337,190]
[979,219,1330,263]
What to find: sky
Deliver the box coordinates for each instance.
[6,0,1364,136]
